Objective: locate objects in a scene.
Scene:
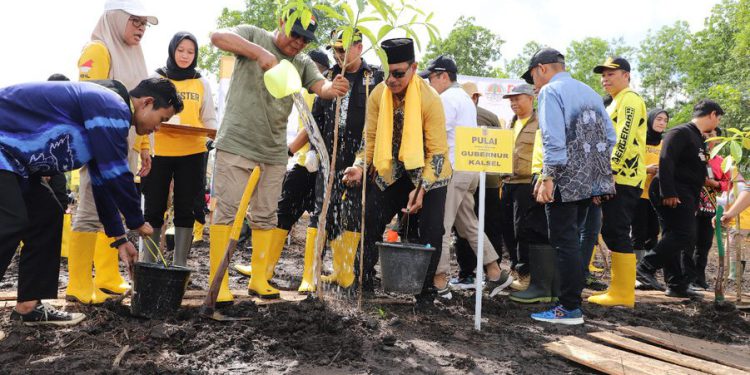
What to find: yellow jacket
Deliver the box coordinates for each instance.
[355,79,452,191]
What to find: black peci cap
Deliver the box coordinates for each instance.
[381,38,415,65]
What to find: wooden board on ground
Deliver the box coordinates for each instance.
[159,123,217,138]
[588,331,746,375]
[617,326,750,372]
[544,335,705,375]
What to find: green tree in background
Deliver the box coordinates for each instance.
[505,40,544,79]
[422,16,504,76]
[637,21,691,111]
[565,37,634,96]
[197,0,342,75]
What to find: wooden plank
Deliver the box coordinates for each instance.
[617,326,750,372]
[589,331,746,375]
[544,336,706,375]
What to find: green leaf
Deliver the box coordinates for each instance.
[710,140,728,159]
[300,10,312,29]
[722,155,734,174]
[404,4,425,16]
[356,0,366,12]
[730,141,743,162]
[705,136,724,143]
[342,27,353,49]
[357,16,380,23]
[426,11,434,23]
[370,0,389,22]
[284,15,295,36]
[377,24,393,41]
[743,137,750,150]
[726,127,744,136]
[376,47,389,72]
[341,3,354,23]
[358,25,378,46]
[314,4,345,21]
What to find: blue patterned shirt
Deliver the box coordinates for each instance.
[0,81,144,237]
[538,72,617,202]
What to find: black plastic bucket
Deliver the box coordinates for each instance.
[377,242,434,294]
[131,262,191,319]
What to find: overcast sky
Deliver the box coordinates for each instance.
[0,0,719,86]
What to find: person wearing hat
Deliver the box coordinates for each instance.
[341,38,451,306]
[587,57,647,308]
[421,55,509,300]
[208,9,349,301]
[67,0,158,305]
[498,84,544,294]
[449,82,504,290]
[231,49,329,286]
[522,48,616,325]
[0,77,182,325]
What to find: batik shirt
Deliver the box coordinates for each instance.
[538,72,617,202]
[0,81,144,237]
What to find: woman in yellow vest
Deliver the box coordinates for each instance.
[632,109,668,263]
[143,32,217,267]
[67,0,156,305]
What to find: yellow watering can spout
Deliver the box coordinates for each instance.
[264,60,302,99]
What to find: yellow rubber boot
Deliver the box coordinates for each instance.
[265,228,289,280]
[234,228,288,279]
[336,231,361,288]
[587,252,636,308]
[248,229,280,299]
[192,221,205,245]
[209,225,234,304]
[66,231,111,304]
[60,213,72,258]
[234,263,253,277]
[93,232,130,295]
[588,245,604,273]
[298,227,319,294]
[321,235,344,284]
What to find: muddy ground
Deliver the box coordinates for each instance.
[1,215,749,374]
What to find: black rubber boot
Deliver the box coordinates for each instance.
[510,243,556,303]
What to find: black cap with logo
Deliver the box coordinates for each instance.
[593,57,631,74]
[285,8,318,42]
[521,48,565,84]
[418,55,458,78]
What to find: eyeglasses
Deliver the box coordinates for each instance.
[290,31,313,44]
[129,17,150,28]
[427,71,444,82]
[389,67,411,79]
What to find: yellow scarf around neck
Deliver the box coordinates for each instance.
[373,74,425,176]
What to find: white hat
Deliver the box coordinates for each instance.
[104,0,158,25]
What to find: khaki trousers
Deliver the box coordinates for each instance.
[437,171,499,276]
[212,150,286,229]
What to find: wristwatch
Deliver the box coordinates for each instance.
[110,237,129,249]
[287,148,294,157]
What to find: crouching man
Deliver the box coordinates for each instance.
[0,77,182,325]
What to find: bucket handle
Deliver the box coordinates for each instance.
[399,180,423,244]
[142,235,169,268]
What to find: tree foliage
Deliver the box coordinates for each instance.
[637,21,692,111]
[422,16,504,77]
[505,40,544,79]
[197,0,343,75]
[564,37,634,96]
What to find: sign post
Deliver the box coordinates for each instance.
[454,126,513,331]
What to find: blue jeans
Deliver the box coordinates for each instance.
[579,204,602,279]
[546,197,591,310]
